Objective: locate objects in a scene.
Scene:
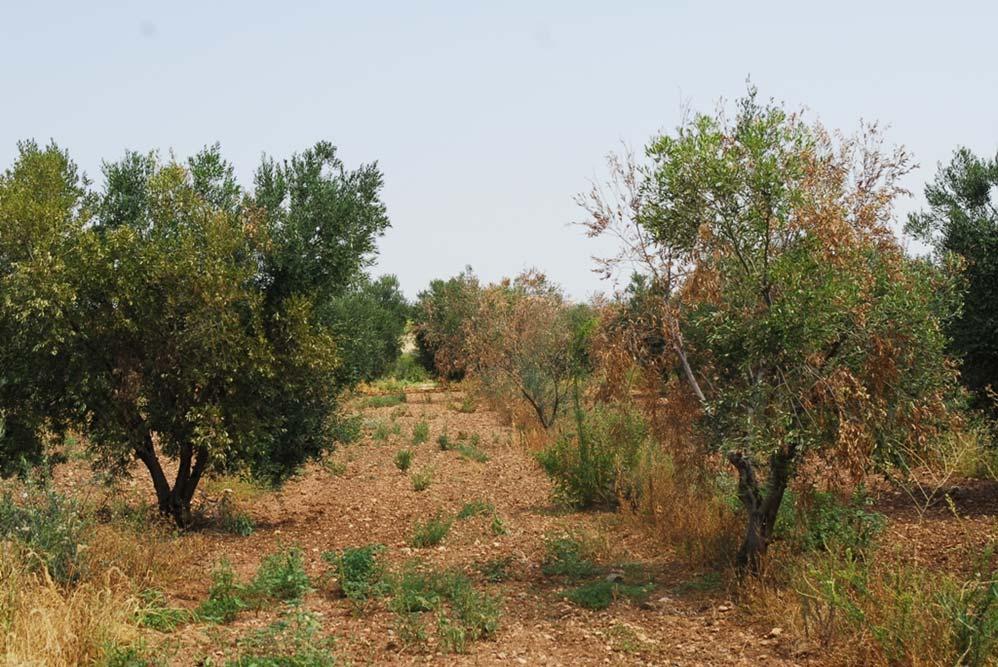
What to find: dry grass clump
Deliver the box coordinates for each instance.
[744,547,998,667]
[0,545,141,666]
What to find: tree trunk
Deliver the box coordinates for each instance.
[135,434,207,529]
[727,443,796,572]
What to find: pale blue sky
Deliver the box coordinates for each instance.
[2,1,995,298]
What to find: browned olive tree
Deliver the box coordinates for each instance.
[582,90,960,569]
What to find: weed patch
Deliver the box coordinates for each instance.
[410,514,452,548]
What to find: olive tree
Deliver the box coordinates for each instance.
[907,147,998,415]
[0,140,389,526]
[584,91,959,568]
[463,271,590,429]
[0,142,88,475]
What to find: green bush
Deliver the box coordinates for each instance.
[197,560,248,624]
[410,513,452,548]
[250,547,312,602]
[226,607,336,666]
[0,487,87,583]
[391,353,430,383]
[322,544,388,609]
[776,489,886,557]
[321,274,411,387]
[437,433,453,451]
[535,403,649,509]
[394,449,414,472]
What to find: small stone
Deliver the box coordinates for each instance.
[767,627,783,638]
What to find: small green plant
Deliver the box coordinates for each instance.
[372,421,391,441]
[541,536,601,580]
[323,458,347,477]
[361,392,407,409]
[226,607,336,666]
[456,443,489,463]
[411,420,429,444]
[437,433,453,451]
[387,563,500,653]
[411,468,433,491]
[563,580,654,610]
[457,500,494,520]
[394,449,414,472]
[249,547,312,602]
[331,413,362,444]
[410,513,452,547]
[489,513,507,536]
[99,641,158,667]
[197,559,248,624]
[451,395,477,413]
[136,588,190,632]
[322,544,388,610]
[217,495,255,537]
[477,556,514,583]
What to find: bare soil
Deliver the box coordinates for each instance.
[52,390,997,665]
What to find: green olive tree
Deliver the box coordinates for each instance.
[0,141,389,526]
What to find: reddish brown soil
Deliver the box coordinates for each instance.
[53,391,998,665]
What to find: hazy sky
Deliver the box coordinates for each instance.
[2,1,996,299]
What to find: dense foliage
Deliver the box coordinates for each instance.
[412,267,480,380]
[322,274,411,386]
[907,147,998,415]
[0,140,390,525]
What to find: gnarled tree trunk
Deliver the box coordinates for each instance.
[727,443,797,571]
[134,434,208,528]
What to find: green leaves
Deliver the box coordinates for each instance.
[0,139,392,512]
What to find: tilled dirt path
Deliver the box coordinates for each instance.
[124,391,810,665]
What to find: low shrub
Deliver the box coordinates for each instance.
[535,403,649,509]
[361,392,407,409]
[394,449,414,472]
[456,443,489,463]
[0,486,88,583]
[477,556,513,583]
[387,562,500,653]
[410,513,452,548]
[563,580,654,610]
[457,500,494,520]
[411,420,429,445]
[226,607,336,666]
[411,469,432,491]
[216,495,255,537]
[322,544,388,610]
[541,536,602,580]
[249,547,312,602]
